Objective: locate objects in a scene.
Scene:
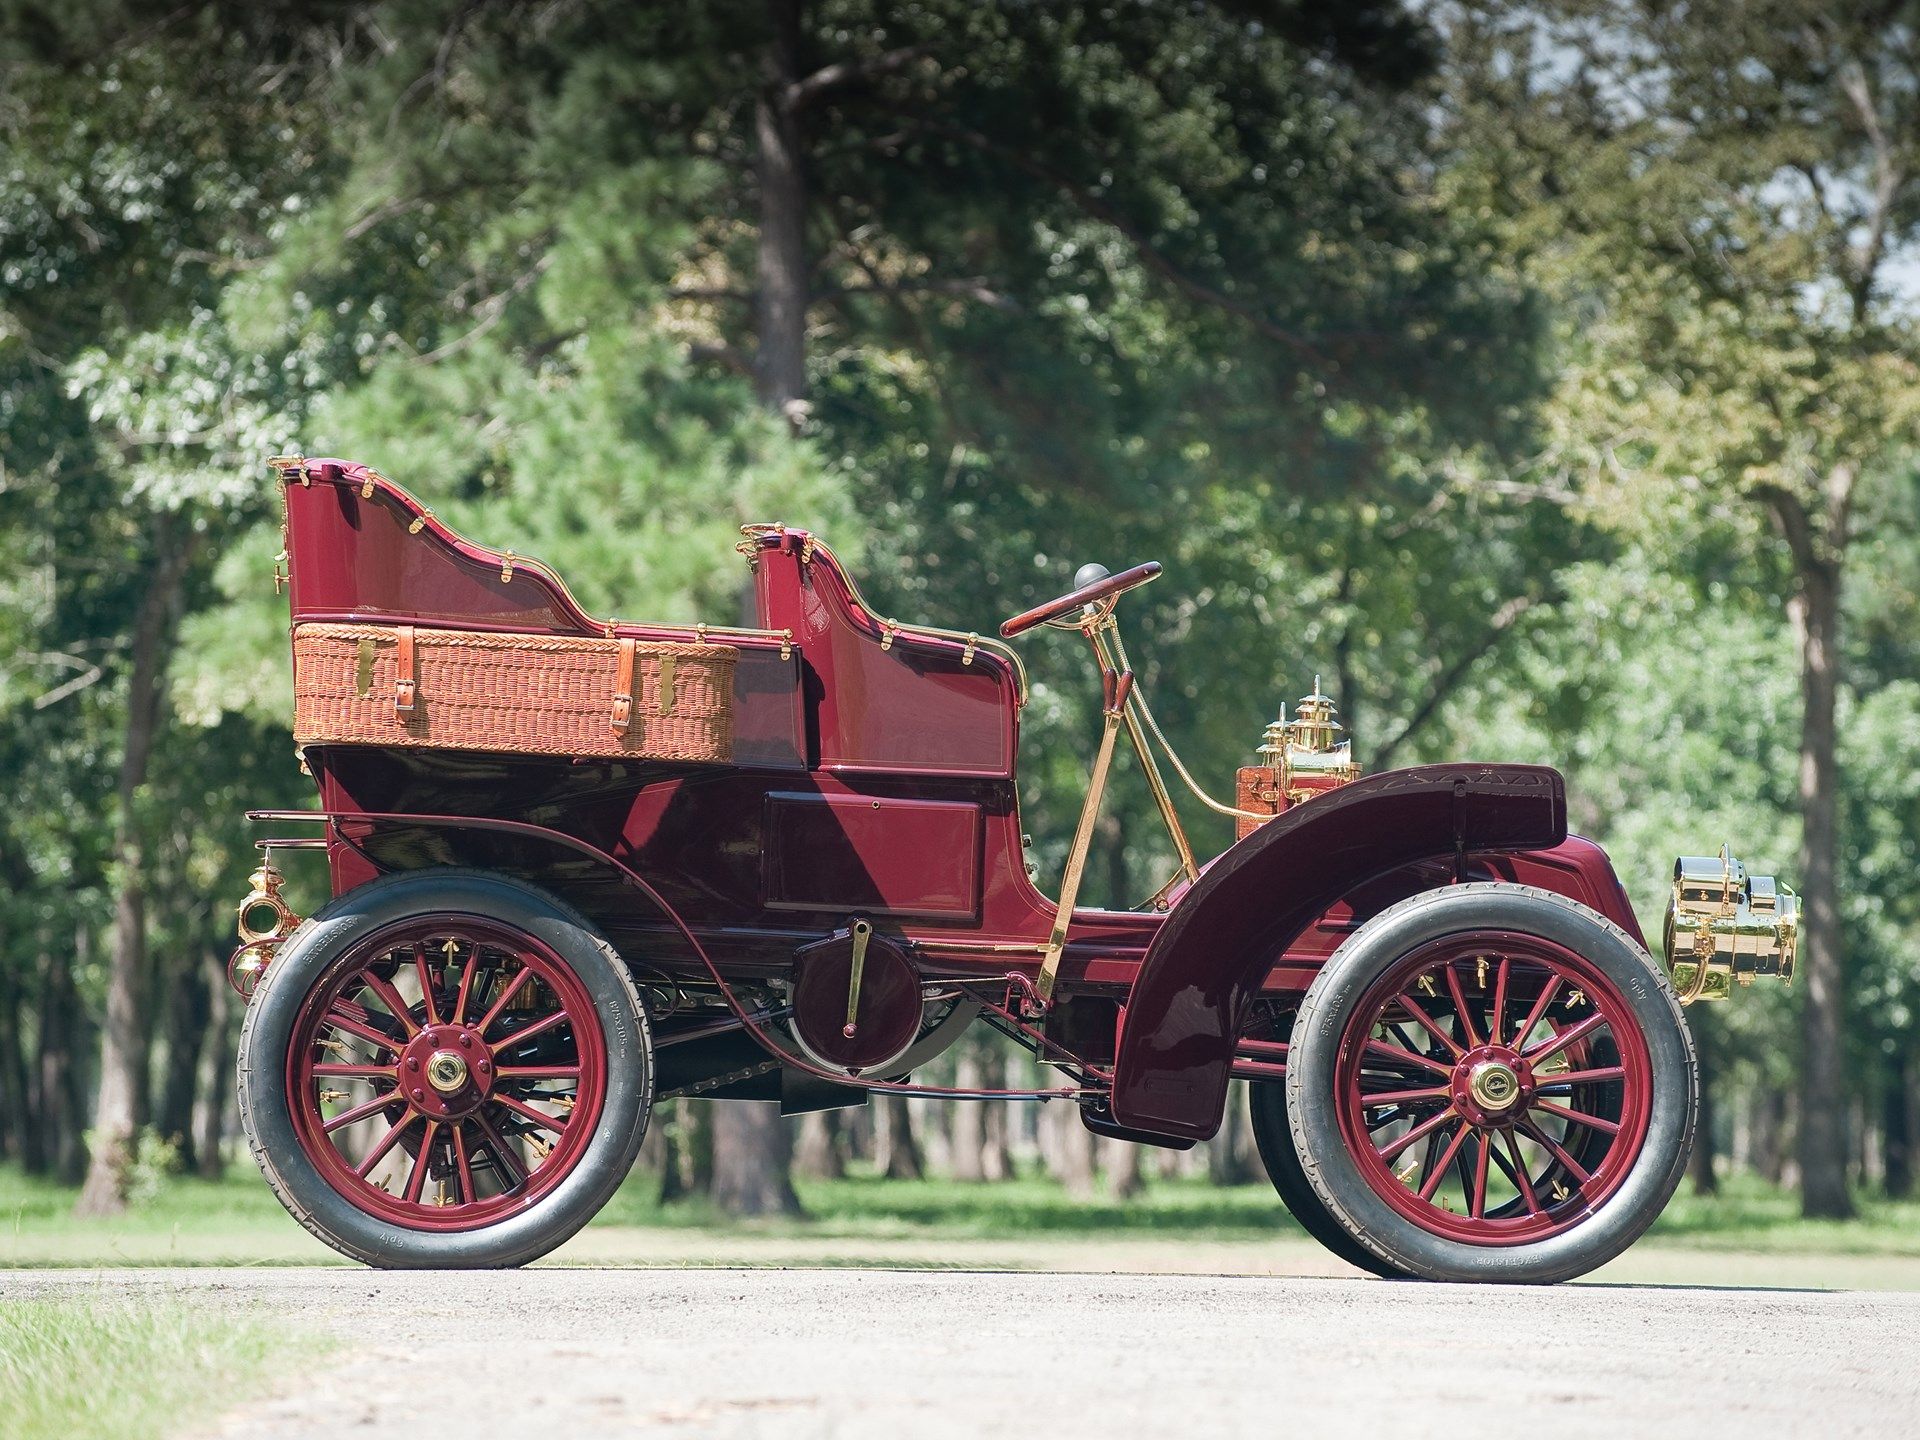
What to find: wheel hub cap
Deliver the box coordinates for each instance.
[1467,1059,1521,1113]
[399,1026,493,1118]
[426,1050,469,1094]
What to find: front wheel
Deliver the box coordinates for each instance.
[1286,883,1695,1284]
[237,868,652,1268]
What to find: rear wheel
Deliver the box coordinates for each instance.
[1286,883,1695,1284]
[237,869,652,1268]
[1248,1078,1409,1278]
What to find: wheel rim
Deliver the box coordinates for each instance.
[286,916,607,1232]
[1332,929,1654,1246]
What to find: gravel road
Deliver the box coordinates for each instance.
[7,1266,1916,1438]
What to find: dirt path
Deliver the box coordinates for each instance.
[6,1266,1916,1438]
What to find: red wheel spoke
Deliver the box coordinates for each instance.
[1512,975,1562,1049]
[1502,1129,1543,1215]
[1531,1098,1621,1135]
[360,970,421,1038]
[1395,992,1465,1060]
[451,943,480,1025]
[1364,1039,1452,1078]
[414,943,440,1027]
[1490,957,1511,1046]
[322,1009,405,1055]
[1539,1065,1627,1088]
[1525,1011,1606,1065]
[1519,1118,1595,1184]
[1469,1132,1493,1218]
[476,1112,528,1189]
[322,1093,401,1134]
[493,1094,568,1134]
[477,968,534,1038]
[1418,1123,1472,1202]
[1360,1084,1451,1107]
[403,1121,438,1204]
[490,1007,569,1054]
[452,1120,476,1204]
[1377,1106,1458,1163]
[1445,963,1481,1050]
[355,1112,419,1179]
[289,920,610,1228]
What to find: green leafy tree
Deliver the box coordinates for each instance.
[1446,0,1920,1216]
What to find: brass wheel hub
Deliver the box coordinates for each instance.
[1467,1059,1521,1114]
[426,1050,470,1095]
[399,1027,494,1119]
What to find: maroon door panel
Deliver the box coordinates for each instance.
[763,791,984,920]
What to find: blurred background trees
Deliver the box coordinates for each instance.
[2,0,1915,1219]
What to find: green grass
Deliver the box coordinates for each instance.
[1652,1176,1920,1255]
[0,1296,304,1440]
[0,1160,1915,1271]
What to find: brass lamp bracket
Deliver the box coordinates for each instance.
[230,856,302,1000]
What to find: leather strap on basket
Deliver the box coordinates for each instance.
[611,637,636,733]
[394,625,417,717]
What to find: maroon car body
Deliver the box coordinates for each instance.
[233,456,1790,1278]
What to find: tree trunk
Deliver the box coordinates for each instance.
[1689,1008,1719,1196]
[793,1109,846,1179]
[874,1094,923,1179]
[40,928,90,1185]
[754,0,809,425]
[1106,1137,1143,1200]
[710,1102,802,1217]
[76,527,196,1215]
[1206,1082,1256,1185]
[1788,559,1852,1218]
[982,1105,1012,1180]
[1885,1043,1913,1200]
[1051,1102,1097,1200]
[155,942,210,1172]
[949,1051,986,1182]
[0,964,29,1162]
[191,952,233,1179]
[1753,1088,1788,1187]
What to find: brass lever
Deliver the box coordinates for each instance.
[843,918,873,1038]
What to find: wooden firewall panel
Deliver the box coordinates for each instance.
[763,791,984,920]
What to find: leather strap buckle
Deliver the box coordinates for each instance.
[393,625,417,716]
[611,637,635,733]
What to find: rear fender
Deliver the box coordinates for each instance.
[1277,835,1647,972]
[1108,763,1568,1141]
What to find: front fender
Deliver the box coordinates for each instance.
[1108,763,1568,1140]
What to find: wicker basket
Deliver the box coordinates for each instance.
[292,623,735,763]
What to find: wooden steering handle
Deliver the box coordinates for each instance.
[999,562,1162,639]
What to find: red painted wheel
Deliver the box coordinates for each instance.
[238,869,651,1268]
[287,918,608,1229]
[1331,932,1652,1246]
[1286,884,1695,1283]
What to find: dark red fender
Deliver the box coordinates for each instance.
[1109,763,1568,1141]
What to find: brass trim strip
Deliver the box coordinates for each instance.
[1036,675,1130,1004]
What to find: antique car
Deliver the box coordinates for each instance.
[232,455,1797,1281]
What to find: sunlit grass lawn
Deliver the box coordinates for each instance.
[0,1159,1916,1269]
[0,1296,303,1440]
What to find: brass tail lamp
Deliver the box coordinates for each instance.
[1664,848,1799,1003]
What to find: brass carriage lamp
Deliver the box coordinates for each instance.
[1235,679,1361,838]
